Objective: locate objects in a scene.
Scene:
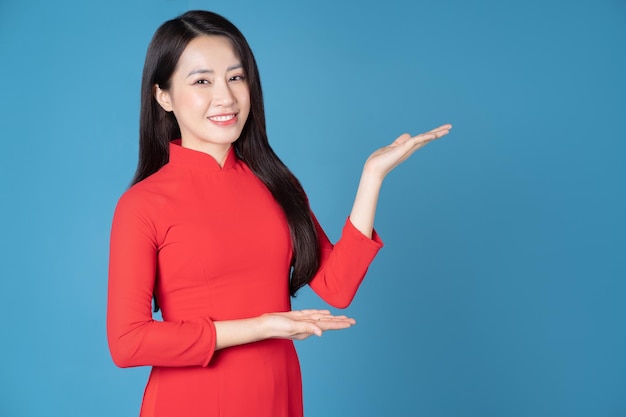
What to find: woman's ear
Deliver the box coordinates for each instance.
[154,84,173,112]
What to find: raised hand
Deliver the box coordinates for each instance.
[349,123,452,238]
[363,124,452,181]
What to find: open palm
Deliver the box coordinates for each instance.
[364,124,452,179]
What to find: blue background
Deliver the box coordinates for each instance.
[1,0,625,416]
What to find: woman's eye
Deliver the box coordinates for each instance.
[229,75,246,82]
[195,79,210,85]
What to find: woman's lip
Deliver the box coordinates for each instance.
[208,113,238,126]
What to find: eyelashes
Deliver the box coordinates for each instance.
[193,75,247,86]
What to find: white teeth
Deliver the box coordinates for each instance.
[209,114,235,122]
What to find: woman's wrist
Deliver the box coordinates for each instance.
[360,164,386,186]
[256,314,273,339]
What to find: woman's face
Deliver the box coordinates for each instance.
[155,35,250,160]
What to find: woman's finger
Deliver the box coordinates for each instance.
[428,123,453,134]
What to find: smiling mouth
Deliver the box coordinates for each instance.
[208,114,236,122]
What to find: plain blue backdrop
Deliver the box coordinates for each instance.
[1,0,624,416]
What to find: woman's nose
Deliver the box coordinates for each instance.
[213,81,234,107]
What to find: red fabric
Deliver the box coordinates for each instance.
[107,141,383,417]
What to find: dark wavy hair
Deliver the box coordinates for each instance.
[134,10,320,306]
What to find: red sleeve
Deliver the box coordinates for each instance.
[309,216,383,308]
[106,191,216,368]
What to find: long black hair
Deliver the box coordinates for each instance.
[134,10,319,299]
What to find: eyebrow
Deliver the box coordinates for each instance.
[186,64,243,78]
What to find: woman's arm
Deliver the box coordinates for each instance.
[349,124,452,237]
[107,191,218,368]
[308,124,452,307]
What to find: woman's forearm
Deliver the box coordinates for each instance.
[349,169,383,238]
[213,317,266,350]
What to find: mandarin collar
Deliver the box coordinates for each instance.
[168,140,238,171]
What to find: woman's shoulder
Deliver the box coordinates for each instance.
[114,165,181,215]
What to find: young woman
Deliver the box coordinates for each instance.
[107,10,451,417]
